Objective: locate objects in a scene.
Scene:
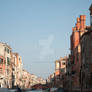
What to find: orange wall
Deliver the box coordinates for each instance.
[73,31,80,48]
[55,70,60,76]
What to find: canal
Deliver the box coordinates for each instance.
[25,90,43,92]
[3,87,65,92]
[9,89,44,92]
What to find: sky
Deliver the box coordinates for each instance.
[0,0,91,79]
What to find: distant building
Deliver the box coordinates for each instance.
[55,57,67,77]
[21,70,46,89]
[11,53,23,88]
[55,57,68,87]
[0,42,45,89]
[55,60,60,76]
[21,69,31,88]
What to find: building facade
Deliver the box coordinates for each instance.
[70,15,87,88]
[11,53,23,88]
[0,43,12,88]
[80,7,92,88]
[54,57,68,87]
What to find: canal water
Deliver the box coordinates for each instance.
[9,89,44,92]
[9,88,64,92]
[25,90,43,92]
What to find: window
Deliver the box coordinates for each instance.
[7,48,9,53]
[62,62,65,65]
[7,57,10,65]
[62,61,66,65]
[0,58,3,64]
[4,47,6,51]
[19,58,20,61]
[5,47,10,54]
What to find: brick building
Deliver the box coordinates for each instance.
[70,15,87,88]
[79,5,92,89]
[80,31,92,88]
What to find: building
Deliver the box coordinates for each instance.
[55,57,68,87]
[80,31,92,88]
[21,70,45,89]
[65,55,72,90]
[0,55,5,87]
[79,5,92,89]
[0,42,23,88]
[55,57,67,76]
[0,42,12,88]
[70,15,87,88]
[59,57,68,88]
[11,53,23,88]
[59,57,67,75]
[21,69,31,89]
[0,42,45,89]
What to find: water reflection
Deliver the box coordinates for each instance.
[26,90,43,92]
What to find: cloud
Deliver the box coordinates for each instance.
[39,35,55,61]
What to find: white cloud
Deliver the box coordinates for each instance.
[39,35,55,61]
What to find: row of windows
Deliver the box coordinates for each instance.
[5,47,11,54]
[0,57,11,65]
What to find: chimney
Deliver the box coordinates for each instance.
[80,15,86,31]
[76,17,80,30]
[89,4,92,28]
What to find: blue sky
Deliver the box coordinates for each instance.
[0,0,91,79]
